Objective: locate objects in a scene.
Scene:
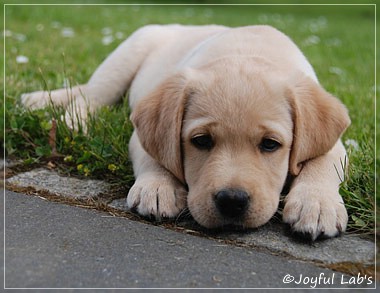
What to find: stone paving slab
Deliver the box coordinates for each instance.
[6,168,112,199]
[217,223,375,264]
[4,167,376,273]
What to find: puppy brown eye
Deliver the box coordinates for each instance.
[260,138,281,152]
[191,134,214,150]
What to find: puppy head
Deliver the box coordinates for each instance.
[131,60,350,229]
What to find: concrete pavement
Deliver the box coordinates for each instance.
[3,190,376,290]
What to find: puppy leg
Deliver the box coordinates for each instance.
[21,25,163,127]
[283,140,348,240]
[21,85,86,110]
[127,131,187,219]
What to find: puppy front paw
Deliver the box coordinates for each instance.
[127,174,187,220]
[283,184,348,240]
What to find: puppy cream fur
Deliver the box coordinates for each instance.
[22,25,350,240]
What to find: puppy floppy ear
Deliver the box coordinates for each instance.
[288,76,350,176]
[130,73,189,183]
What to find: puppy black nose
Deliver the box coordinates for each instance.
[214,189,249,218]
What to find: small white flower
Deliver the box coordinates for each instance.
[16,55,29,64]
[14,33,26,42]
[329,67,344,76]
[309,16,328,33]
[302,35,320,46]
[3,30,12,37]
[36,24,44,32]
[317,16,328,27]
[102,35,114,46]
[101,27,112,35]
[258,14,269,23]
[115,32,124,39]
[61,27,75,38]
[345,139,359,151]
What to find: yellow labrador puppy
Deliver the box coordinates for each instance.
[22,25,350,240]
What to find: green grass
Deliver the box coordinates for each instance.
[3,2,376,235]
